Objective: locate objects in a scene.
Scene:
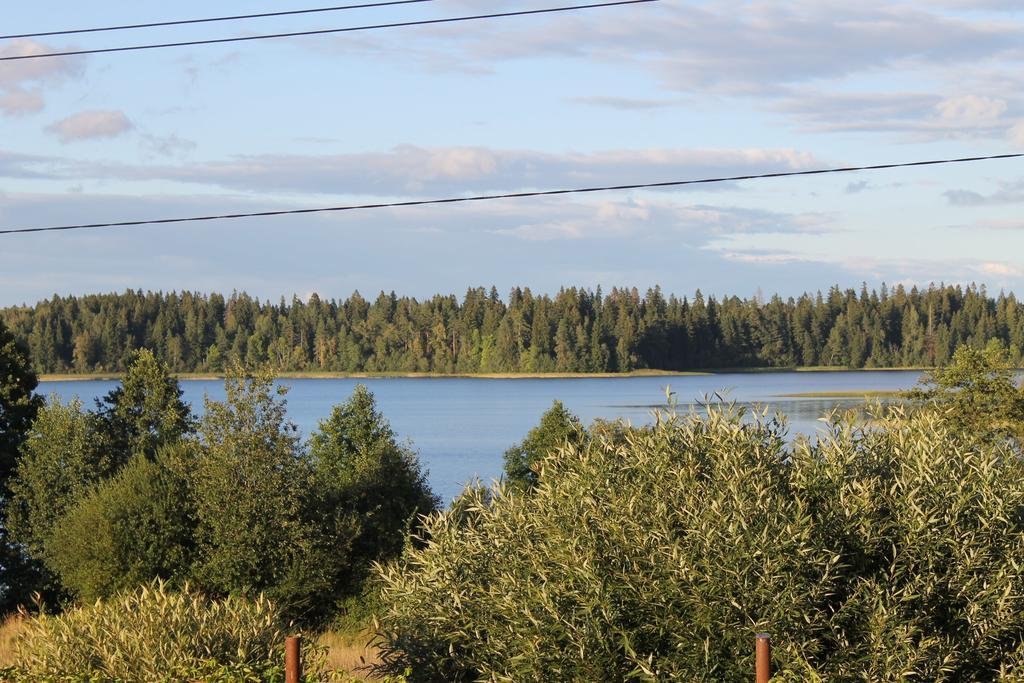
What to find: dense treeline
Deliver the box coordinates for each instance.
[3,283,1023,374]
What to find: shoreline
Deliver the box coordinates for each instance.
[39,369,708,382]
[37,367,932,382]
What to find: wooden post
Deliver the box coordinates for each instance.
[755,632,770,683]
[285,635,302,683]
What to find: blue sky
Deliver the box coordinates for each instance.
[1,0,1023,306]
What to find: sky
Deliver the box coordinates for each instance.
[1,0,1023,306]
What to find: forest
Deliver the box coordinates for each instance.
[2,283,1023,374]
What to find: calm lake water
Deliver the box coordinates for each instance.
[39,371,922,502]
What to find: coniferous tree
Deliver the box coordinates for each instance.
[92,349,194,461]
[5,284,1024,375]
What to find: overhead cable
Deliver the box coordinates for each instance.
[0,1,439,41]
[2,153,1020,236]
[0,0,660,61]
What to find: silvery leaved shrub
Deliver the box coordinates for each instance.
[2,580,328,681]
[376,405,1024,681]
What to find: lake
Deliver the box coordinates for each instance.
[38,371,923,502]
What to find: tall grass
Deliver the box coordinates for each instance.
[0,614,24,669]
[319,629,382,679]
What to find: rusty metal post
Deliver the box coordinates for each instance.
[285,635,302,683]
[755,633,771,683]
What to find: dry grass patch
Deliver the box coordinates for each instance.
[0,614,26,667]
[320,629,382,680]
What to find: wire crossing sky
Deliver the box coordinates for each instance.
[0,0,660,61]
[2,153,1020,236]
[0,1,441,41]
[1,0,1023,305]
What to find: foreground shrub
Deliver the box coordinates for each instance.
[2,581,325,681]
[47,450,195,602]
[375,406,1024,681]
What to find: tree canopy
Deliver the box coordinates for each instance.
[13,361,439,625]
[502,400,585,492]
[91,348,194,460]
[0,318,43,612]
[0,318,42,492]
[3,283,1022,375]
[908,339,1024,443]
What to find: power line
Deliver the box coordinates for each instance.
[0,1,439,41]
[2,153,1020,237]
[0,0,659,62]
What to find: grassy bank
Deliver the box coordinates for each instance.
[776,390,906,399]
[698,365,932,374]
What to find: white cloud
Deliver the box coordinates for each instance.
[978,261,1023,277]
[327,2,1022,89]
[0,40,84,117]
[490,198,832,242]
[0,150,57,179]
[0,188,850,306]
[317,2,1024,142]
[569,95,678,110]
[0,144,826,200]
[775,88,1021,141]
[88,145,821,197]
[959,218,1024,231]
[936,94,1007,123]
[46,110,134,143]
[717,249,809,265]
[140,133,197,158]
[945,181,1024,206]
[0,88,43,116]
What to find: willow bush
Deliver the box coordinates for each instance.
[1,580,327,681]
[375,405,1024,681]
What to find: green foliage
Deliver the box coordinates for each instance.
[8,362,437,628]
[5,283,1023,375]
[91,348,194,460]
[6,350,195,610]
[1,580,327,681]
[502,400,584,492]
[46,448,196,602]
[7,398,110,561]
[0,316,43,613]
[190,365,332,618]
[908,339,1024,443]
[375,405,1024,681]
[189,369,437,624]
[310,385,439,580]
[0,316,41,492]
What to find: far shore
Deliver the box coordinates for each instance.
[37,366,934,382]
[39,369,707,382]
